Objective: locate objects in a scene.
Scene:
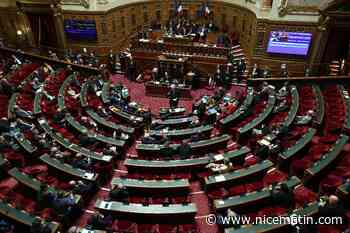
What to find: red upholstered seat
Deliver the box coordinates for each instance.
[331,166,350,178]
[291,158,313,175]
[138,224,158,233]
[158,224,177,233]
[293,185,317,207]
[245,181,264,192]
[228,185,246,196]
[320,174,343,194]
[116,220,137,232]
[263,169,287,186]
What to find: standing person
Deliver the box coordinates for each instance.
[143,108,152,133]
[168,84,179,109]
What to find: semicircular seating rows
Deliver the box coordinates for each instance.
[1,50,350,233]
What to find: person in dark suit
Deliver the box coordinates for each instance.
[109,184,129,203]
[270,183,294,209]
[178,140,192,159]
[168,84,179,109]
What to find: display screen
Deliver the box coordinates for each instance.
[64,19,97,41]
[267,31,312,56]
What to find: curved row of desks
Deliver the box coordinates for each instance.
[214,176,300,210]
[125,146,250,169]
[0,154,6,167]
[338,85,350,132]
[220,86,254,127]
[95,200,197,216]
[86,109,135,134]
[40,154,97,181]
[304,134,349,181]
[80,82,135,135]
[225,202,319,233]
[238,93,276,135]
[111,177,190,191]
[9,93,37,153]
[57,75,127,148]
[312,85,325,126]
[38,118,112,162]
[101,81,111,104]
[65,114,126,148]
[152,116,194,127]
[278,128,317,161]
[149,125,213,139]
[284,85,299,127]
[57,74,75,110]
[205,160,274,187]
[136,134,231,154]
[0,201,59,233]
[8,168,81,203]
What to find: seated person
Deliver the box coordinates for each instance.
[37,184,56,209]
[87,211,110,230]
[52,109,66,125]
[270,183,294,209]
[178,140,192,159]
[276,82,289,99]
[30,218,51,233]
[70,180,96,196]
[318,195,347,224]
[0,117,10,133]
[13,105,33,119]
[273,98,289,113]
[109,184,129,202]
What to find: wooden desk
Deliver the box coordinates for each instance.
[95,200,197,216]
[220,87,254,127]
[304,134,349,181]
[136,134,231,155]
[225,202,319,233]
[159,107,186,117]
[80,82,89,108]
[205,160,274,187]
[279,128,316,161]
[38,118,112,162]
[8,92,18,119]
[125,146,250,170]
[111,177,190,191]
[149,125,213,139]
[0,201,59,233]
[145,81,192,99]
[65,114,126,148]
[86,109,135,134]
[312,85,325,126]
[102,81,111,104]
[238,94,276,135]
[338,85,350,132]
[14,131,37,153]
[152,116,194,128]
[284,85,299,127]
[40,154,97,181]
[8,168,81,203]
[214,176,300,210]
[109,106,144,124]
[33,92,43,115]
[58,74,75,110]
[0,154,6,167]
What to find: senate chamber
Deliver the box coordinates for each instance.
[0,0,350,233]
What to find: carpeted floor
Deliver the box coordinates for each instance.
[111,75,245,116]
[75,75,246,233]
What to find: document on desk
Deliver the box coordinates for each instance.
[215,175,226,182]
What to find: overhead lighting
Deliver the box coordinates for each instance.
[17,30,23,36]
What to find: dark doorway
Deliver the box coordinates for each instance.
[323,27,350,62]
[26,13,58,49]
